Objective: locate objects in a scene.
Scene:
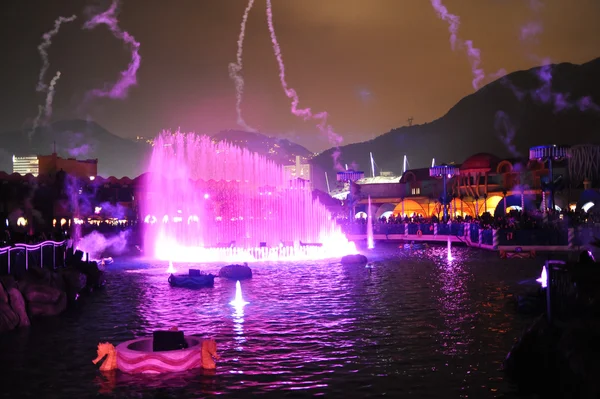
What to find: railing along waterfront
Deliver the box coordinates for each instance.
[343,223,600,249]
[0,240,68,276]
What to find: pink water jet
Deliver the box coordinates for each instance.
[230,281,249,308]
[141,131,356,262]
[536,266,547,288]
[166,261,176,274]
[367,195,374,250]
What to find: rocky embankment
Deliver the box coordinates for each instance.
[0,260,106,334]
[504,259,600,398]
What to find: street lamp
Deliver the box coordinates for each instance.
[529,145,570,212]
[337,170,365,220]
[429,164,460,221]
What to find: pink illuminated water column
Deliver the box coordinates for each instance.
[140,132,347,258]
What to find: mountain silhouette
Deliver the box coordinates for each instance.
[3,57,599,184]
[0,119,148,178]
[211,129,314,165]
[311,57,600,191]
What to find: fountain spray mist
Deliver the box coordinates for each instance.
[229,0,257,132]
[83,0,141,100]
[265,0,343,170]
[429,0,485,90]
[36,15,77,92]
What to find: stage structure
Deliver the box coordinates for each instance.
[529,145,570,211]
[429,164,460,221]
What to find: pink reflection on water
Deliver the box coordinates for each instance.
[141,132,356,263]
[432,247,473,356]
[230,281,249,352]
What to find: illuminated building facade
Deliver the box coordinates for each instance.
[38,152,98,179]
[354,149,600,219]
[12,156,39,176]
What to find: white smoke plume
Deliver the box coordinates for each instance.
[36,15,77,92]
[229,0,257,132]
[44,71,61,121]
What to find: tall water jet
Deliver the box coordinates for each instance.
[536,266,547,288]
[166,261,176,274]
[141,131,356,262]
[230,280,249,308]
[367,195,374,249]
[447,237,453,261]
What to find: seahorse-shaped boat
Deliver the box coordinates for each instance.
[93,333,219,374]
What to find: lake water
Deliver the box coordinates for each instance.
[0,243,543,398]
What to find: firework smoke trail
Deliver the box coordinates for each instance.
[494,111,520,157]
[429,0,485,90]
[83,0,141,100]
[44,71,61,121]
[229,0,256,132]
[520,21,543,42]
[36,15,77,92]
[28,71,61,142]
[28,106,44,142]
[520,0,544,42]
[265,0,343,169]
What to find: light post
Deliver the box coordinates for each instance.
[529,145,570,212]
[336,170,365,220]
[429,164,460,221]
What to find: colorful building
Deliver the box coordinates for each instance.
[355,148,599,219]
[38,152,98,179]
[12,155,40,176]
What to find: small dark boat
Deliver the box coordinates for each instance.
[219,263,252,280]
[168,269,215,289]
[400,243,428,250]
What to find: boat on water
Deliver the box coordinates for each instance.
[168,269,216,289]
[400,243,429,250]
[93,330,219,374]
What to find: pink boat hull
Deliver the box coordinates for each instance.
[116,336,202,374]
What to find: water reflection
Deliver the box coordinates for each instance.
[230,281,248,351]
[0,246,541,398]
[432,247,474,356]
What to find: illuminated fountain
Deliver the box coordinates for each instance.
[166,261,176,274]
[536,266,547,288]
[367,195,374,250]
[446,237,453,261]
[230,280,248,351]
[230,280,249,308]
[141,132,356,262]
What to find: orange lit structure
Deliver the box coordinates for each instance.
[357,152,576,219]
[38,152,98,179]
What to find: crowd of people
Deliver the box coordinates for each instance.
[347,207,600,231]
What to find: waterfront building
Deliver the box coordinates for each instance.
[38,152,98,179]
[353,147,600,219]
[12,155,39,176]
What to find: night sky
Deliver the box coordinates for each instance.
[1,0,600,152]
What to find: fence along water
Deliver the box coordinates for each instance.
[0,240,67,276]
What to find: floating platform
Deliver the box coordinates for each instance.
[168,270,215,289]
